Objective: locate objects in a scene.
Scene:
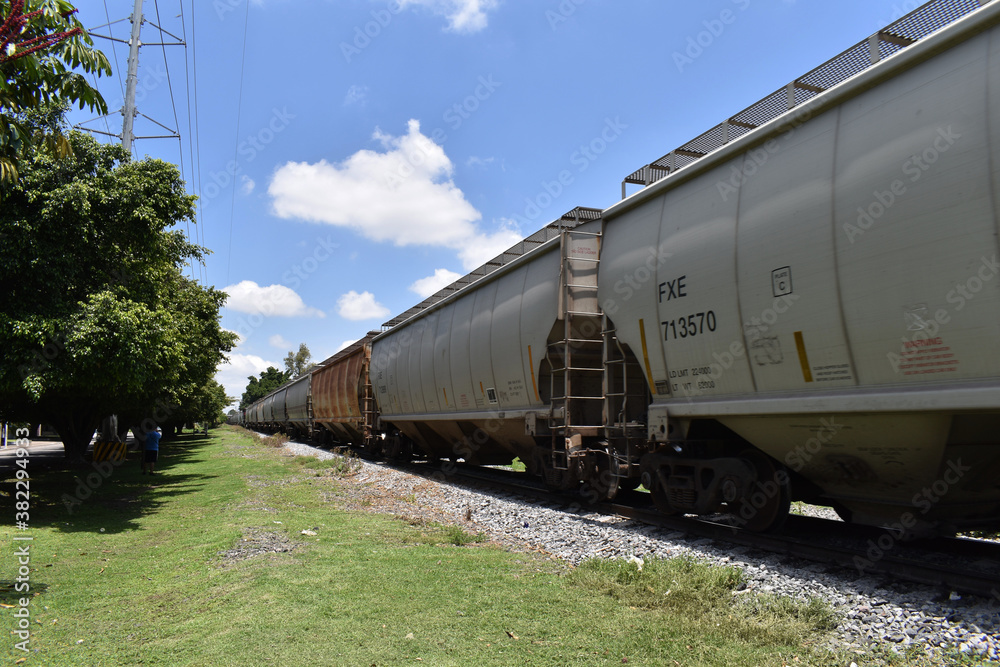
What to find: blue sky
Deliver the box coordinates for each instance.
[65,0,928,408]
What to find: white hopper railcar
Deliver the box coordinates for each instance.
[601,0,1000,532]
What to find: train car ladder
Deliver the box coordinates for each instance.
[602,319,645,481]
[306,392,314,439]
[549,226,604,470]
[361,374,377,446]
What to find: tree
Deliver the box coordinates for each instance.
[121,273,236,438]
[0,114,237,462]
[171,378,229,429]
[240,366,290,409]
[283,342,313,378]
[1,1,111,185]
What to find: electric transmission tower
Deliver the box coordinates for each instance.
[78,0,185,154]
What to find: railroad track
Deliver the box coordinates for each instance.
[381,456,1000,600]
[263,429,1000,600]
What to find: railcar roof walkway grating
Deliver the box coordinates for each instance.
[380,206,603,330]
[314,331,380,370]
[622,0,993,197]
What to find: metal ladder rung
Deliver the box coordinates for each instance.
[551,366,594,374]
[563,395,605,401]
[565,309,602,316]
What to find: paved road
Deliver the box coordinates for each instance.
[0,439,66,466]
[0,435,135,471]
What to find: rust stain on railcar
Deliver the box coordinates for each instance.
[312,346,368,424]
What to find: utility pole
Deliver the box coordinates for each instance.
[79,1,184,151]
[121,0,144,154]
[105,1,143,444]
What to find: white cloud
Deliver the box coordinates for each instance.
[215,351,279,410]
[269,334,292,349]
[397,0,498,32]
[409,268,463,298]
[466,155,494,168]
[457,222,522,269]
[268,119,521,270]
[337,290,391,321]
[240,175,255,194]
[337,339,358,353]
[223,280,325,318]
[343,84,369,107]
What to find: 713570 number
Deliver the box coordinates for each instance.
[662,311,716,341]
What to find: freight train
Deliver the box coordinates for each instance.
[244,0,1000,535]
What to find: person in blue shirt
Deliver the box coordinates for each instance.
[142,426,162,475]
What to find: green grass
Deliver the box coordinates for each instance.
[288,450,361,479]
[0,428,977,666]
[567,557,839,648]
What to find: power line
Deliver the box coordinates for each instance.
[100,0,127,104]
[86,70,114,139]
[225,0,251,285]
[180,0,205,285]
[150,0,194,280]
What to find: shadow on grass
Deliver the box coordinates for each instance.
[1,434,219,536]
[0,580,49,606]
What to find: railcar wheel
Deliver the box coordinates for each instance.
[649,474,678,516]
[359,437,382,460]
[383,433,404,461]
[730,450,790,532]
[583,470,617,502]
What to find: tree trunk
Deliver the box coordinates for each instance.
[117,410,147,449]
[116,419,131,442]
[128,423,146,448]
[50,410,100,465]
[100,415,119,442]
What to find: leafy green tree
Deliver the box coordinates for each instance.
[240,366,290,409]
[283,342,313,378]
[0,114,236,462]
[168,378,229,429]
[1,0,111,184]
[119,273,235,439]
